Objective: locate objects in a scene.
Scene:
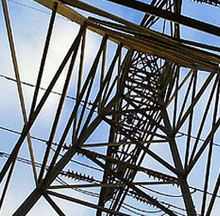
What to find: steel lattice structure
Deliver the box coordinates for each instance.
[1,0,220,215]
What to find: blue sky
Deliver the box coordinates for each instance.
[1,0,220,215]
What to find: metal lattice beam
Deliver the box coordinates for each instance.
[1,0,220,216]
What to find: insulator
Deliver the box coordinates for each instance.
[129,190,149,204]
[129,189,162,209]
[144,169,178,185]
[60,170,96,183]
[191,0,220,6]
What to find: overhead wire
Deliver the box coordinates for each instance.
[5,0,220,158]
[3,0,41,183]
[127,189,187,215]
[0,147,213,216]
[1,71,220,151]
[0,107,211,216]
[159,201,187,216]
[56,176,168,216]
[0,151,166,215]
[122,202,162,214]
[2,73,220,150]
[0,73,94,110]
[8,0,50,15]
[1,124,220,196]
[0,73,220,148]
[1,70,220,213]
[0,151,101,198]
[121,205,155,216]
[178,131,220,148]
[56,175,177,215]
[1,2,114,209]
[0,125,103,172]
[140,185,184,198]
[56,176,99,197]
[7,0,70,21]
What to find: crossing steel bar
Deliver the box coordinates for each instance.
[29,2,58,118]
[1,0,38,183]
[0,23,86,184]
[104,0,220,37]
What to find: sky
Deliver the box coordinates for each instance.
[1,0,220,215]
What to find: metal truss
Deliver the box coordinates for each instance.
[1,0,220,215]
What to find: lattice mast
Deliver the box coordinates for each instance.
[1,0,220,215]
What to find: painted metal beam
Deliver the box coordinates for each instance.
[104,0,220,37]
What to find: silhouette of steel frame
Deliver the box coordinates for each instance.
[1,0,220,215]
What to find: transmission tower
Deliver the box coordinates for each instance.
[1,0,220,215]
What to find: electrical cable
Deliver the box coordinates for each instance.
[178,131,220,148]
[127,189,188,216]
[7,0,69,21]
[140,185,196,198]
[121,205,152,216]
[122,202,162,214]
[0,149,207,216]
[0,125,103,172]
[1,124,220,199]
[2,73,220,149]
[0,73,93,110]
[56,176,100,197]
[0,151,101,198]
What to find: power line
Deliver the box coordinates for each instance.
[122,202,162,214]
[0,138,216,215]
[121,204,161,216]
[140,185,186,198]
[178,131,220,148]
[0,125,103,172]
[2,123,220,176]
[8,0,50,14]
[0,73,89,104]
[7,0,70,21]
[0,152,184,215]
[0,151,165,215]
[0,151,101,198]
[1,71,220,149]
[0,150,44,169]
[56,176,100,197]
[0,73,93,109]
